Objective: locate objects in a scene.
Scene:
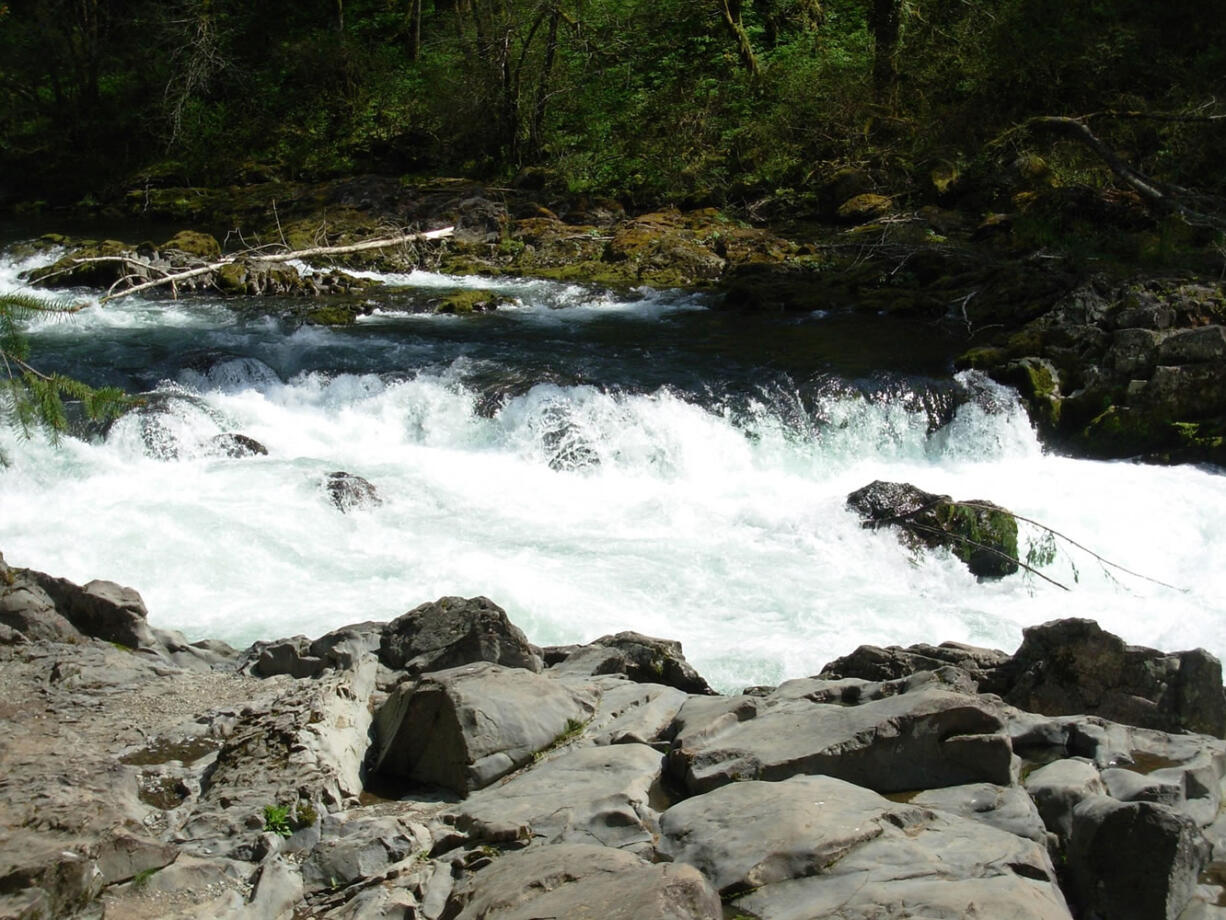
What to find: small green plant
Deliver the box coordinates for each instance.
[131,866,160,890]
[533,717,589,761]
[263,804,293,838]
[295,802,318,827]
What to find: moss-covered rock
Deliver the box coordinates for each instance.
[160,231,221,261]
[304,305,363,326]
[997,357,1064,431]
[836,194,892,224]
[25,239,135,288]
[932,499,1019,578]
[215,262,248,293]
[433,289,511,314]
[846,480,1019,579]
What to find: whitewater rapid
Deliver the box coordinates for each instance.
[2,249,1225,691]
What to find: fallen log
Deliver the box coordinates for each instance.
[88,226,455,304]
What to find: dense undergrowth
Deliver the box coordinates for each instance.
[1,0,1224,221]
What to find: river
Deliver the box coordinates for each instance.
[2,243,1225,691]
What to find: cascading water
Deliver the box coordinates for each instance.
[3,246,1225,691]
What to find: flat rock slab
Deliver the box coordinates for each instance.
[372,662,596,795]
[668,684,1014,795]
[910,781,1049,843]
[442,843,721,920]
[437,742,665,853]
[658,775,1069,920]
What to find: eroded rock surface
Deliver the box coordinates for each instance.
[5,559,1226,920]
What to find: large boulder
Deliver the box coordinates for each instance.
[820,618,1226,738]
[666,677,1014,795]
[847,480,1020,577]
[0,554,232,669]
[242,622,384,679]
[370,662,595,795]
[379,596,542,675]
[819,639,1010,686]
[1065,796,1211,920]
[1003,618,1226,738]
[1023,757,1108,843]
[659,775,1070,920]
[544,631,713,694]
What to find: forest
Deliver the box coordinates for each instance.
[1,0,1224,222]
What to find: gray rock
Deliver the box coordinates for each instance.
[1138,364,1226,418]
[910,782,1049,843]
[379,596,542,675]
[95,831,180,885]
[31,570,157,649]
[819,639,1009,687]
[667,683,1014,795]
[580,677,689,747]
[190,656,377,850]
[440,843,722,920]
[821,621,1226,738]
[301,813,430,893]
[321,885,421,919]
[1111,327,1166,375]
[546,632,714,694]
[249,855,304,919]
[1024,757,1107,842]
[243,622,385,678]
[657,775,1069,920]
[0,575,81,642]
[1003,619,1226,738]
[1158,326,1226,364]
[1066,796,1212,920]
[371,662,595,795]
[437,743,665,853]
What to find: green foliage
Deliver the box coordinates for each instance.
[262,804,293,838]
[0,293,133,444]
[131,867,160,890]
[1,0,1225,216]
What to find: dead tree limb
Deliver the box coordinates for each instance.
[1011,116,1226,230]
[91,227,455,304]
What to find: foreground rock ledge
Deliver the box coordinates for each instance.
[3,553,1226,919]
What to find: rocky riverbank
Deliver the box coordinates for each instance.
[3,551,1226,919]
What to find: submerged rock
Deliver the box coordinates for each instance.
[207,432,268,458]
[324,471,382,512]
[847,479,1020,577]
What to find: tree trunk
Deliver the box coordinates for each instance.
[869,0,901,102]
[718,0,761,79]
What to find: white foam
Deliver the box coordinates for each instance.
[2,359,1223,692]
[3,246,1223,690]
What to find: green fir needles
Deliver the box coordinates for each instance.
[0,292,132,444]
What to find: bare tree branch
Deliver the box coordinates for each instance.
[85,227,455,304]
